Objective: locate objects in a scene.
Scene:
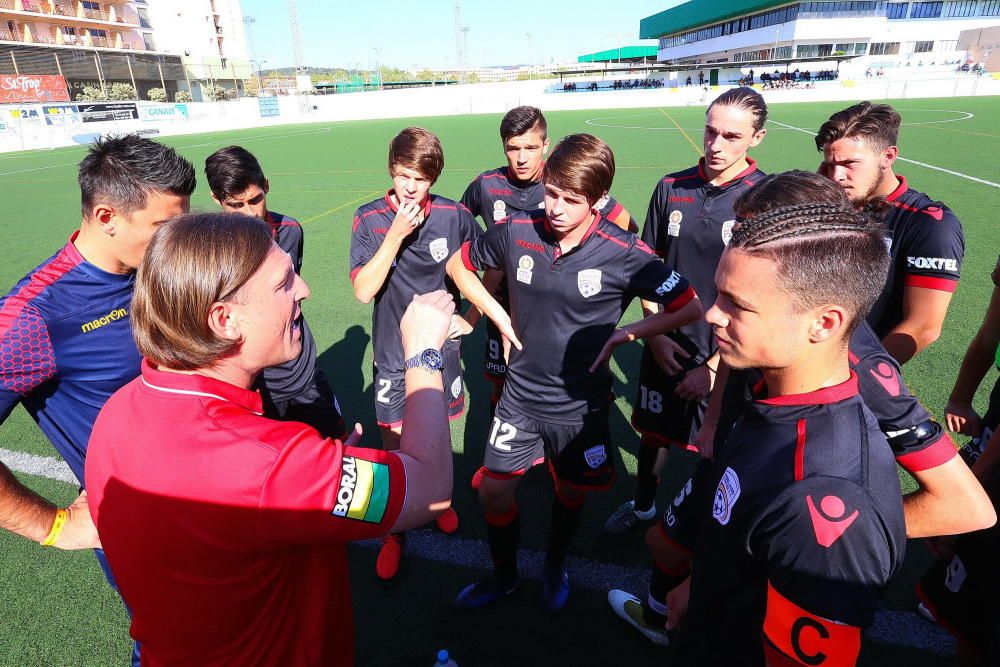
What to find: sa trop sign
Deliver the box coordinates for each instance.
[0,75,70,104]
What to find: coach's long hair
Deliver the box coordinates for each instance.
[133,212,273,370]
[728,174,889,335]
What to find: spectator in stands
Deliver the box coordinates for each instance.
[686,76,692,86]
[698,71,704,85]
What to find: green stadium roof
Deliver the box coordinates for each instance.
[577,46,658,63]
[640,0,787,39]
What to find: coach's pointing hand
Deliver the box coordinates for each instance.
[401,290,455,355]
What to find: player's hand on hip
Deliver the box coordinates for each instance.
[944,400,983,436]
[664,575,691,631]
[589,328,631,373]
[388,200,423,241]
[675,365,711,402]
[401,290,455,354]
[54,491,102,550]
[447,313,474,340]
[648,335,689,376]
[692,422,716,460]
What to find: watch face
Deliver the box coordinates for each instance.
[420,349,444,370]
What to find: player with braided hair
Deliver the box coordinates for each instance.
[610,173,932,664]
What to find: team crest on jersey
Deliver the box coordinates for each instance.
[945,555,968,593]
[577,269,603,298]
[536,201,545,209]
[712,467,741,526]
[493,199,507,221]
[517,255,534,284]
[882,234,893,254]
[595,195,610,211]
[583,444,607,469]
[429,238,449,263]
[451,376,463,399]
[667,210,682,237]
[721,220,735,246]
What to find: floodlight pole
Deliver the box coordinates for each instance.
[373,47,383,90]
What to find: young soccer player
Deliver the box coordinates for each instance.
[918,256,1000,666]
[817,101,965,364]
[605,87,767,535]
[446,133,702,611]
[205,146,345,439]
[461,106,635,422]
[0,135,194,665]
[673,202,906,665]
[350,127,480,580]
[609,171,994,651]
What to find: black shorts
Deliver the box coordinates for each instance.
[660,458,715,552]
[917,472,1000,654]
[373,341,465,429]
[263,370,346,440]
[483,400,615,490]
[483,318,507,383]
[631,345,705,449]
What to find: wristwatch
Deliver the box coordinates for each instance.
[404,348,444,373]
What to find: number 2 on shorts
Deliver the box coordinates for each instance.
[376,378,392,404]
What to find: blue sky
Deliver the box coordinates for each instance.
[240,0,680,71]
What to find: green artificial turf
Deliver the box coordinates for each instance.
[0,96,996,665]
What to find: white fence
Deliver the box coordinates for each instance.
[1,75,998,153]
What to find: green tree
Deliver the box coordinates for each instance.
[175,90,193,103]
[147,87,167,103]
[107,82,136,101]
[75,85,108,102]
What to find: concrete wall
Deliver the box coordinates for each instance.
[1,75,998,153]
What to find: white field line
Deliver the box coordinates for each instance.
[768,118,1000,189]
[7,448,955,655]
[0,127,334,177]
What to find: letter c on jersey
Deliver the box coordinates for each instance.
[791,617,829,665]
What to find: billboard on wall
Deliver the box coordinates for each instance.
[77,102,139,123]
[0,75,71,104]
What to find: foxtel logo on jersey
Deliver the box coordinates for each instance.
[656,271,682,297]
[907,256,958,272]
[81,308,127,333]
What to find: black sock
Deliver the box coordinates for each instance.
[547,495,584,564]
[485,508,520,587]
[643,563,689,626]
[634,445,660,513]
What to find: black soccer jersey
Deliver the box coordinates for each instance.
[350,193,480,373]
[683,373,906,666]
[642,158,763,363]
[260,211,319,403]
[717,322,957,470]
[461,210,695,423]
[867,176,965,338]
[461,166,626,228]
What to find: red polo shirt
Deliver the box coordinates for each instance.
[86,361,405,666]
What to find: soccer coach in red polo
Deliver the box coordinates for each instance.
[85,212,455,666]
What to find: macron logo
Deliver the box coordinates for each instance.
[81,308,128,333]
[656,271,681,296]
[869,362,900,397]
[907,256,958,272]
[806,495,859,548]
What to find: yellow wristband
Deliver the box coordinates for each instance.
[41,508,68,547]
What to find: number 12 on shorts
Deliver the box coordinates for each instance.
[489,418,517,451]
[639,386,663,414]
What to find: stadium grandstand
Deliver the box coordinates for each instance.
[640,0,1000,83]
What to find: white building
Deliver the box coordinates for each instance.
[144,0,250,97]
[641,1,1000,79]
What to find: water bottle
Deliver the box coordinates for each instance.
[433,649,458,666]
